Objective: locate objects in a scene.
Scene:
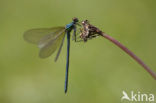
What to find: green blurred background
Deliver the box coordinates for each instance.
[0,0,156,103]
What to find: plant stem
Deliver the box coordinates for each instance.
[101,33,156,80]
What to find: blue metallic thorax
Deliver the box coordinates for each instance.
[65,22,74,31]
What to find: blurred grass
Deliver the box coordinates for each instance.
[0,0,156,103]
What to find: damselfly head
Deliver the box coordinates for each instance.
[72,17,79,23]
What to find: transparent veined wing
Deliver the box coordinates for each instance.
[38,29,66,58]
[24,27,65,44]
[54,32,66,62]
[24,27,66,59]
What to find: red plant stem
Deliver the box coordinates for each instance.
[101,33,156,80]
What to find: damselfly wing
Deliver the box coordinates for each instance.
[24,27,65,60]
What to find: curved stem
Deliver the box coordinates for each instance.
[101,33,156,80]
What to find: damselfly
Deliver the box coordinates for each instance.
[24,18,80,93]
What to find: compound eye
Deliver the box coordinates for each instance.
[72,17,79,22]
